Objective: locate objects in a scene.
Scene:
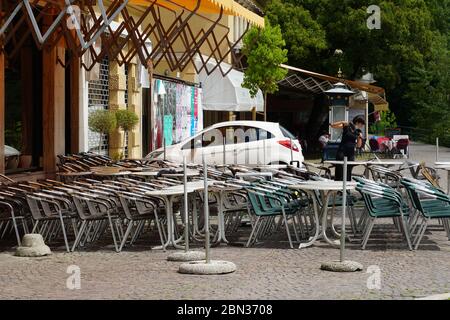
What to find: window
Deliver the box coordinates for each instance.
[88,57,110,155]
[180,126,274,150]
[279,126,296,140]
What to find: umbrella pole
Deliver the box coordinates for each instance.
[436,137,439,162]
[321,156,362,272]
[203,154,210,264]
[183,156,189,252]
[340,156,347,262]
[167,157,205,262]
[177,153,236,274]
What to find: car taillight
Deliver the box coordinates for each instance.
[277,140,299,152]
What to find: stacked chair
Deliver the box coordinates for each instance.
[1,157,449,254]
[354,177,412,250]
[401,178,450,249]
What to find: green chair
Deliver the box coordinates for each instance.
[355,179,412,250]
[245,188,304,248]
[401,179,450,249]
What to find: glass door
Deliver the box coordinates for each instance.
[329,105,348,141]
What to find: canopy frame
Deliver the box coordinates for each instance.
[0,0,257,75]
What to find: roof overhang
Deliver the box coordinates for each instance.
[278,64,389,110]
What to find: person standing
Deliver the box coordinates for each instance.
[330,116,365,181]
[318,131,330,150]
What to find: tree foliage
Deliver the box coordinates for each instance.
[242,19,288,97]
[370,110,398,136]
[115,109,139,158]
[115,109,139,132]
[262,0,450,144]
[88,109,117,134]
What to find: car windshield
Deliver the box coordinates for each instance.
[279,125,296,140]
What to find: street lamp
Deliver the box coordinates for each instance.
[325,82,355,142]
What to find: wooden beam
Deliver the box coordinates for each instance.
[42,45,65,177]
[0,49,4,174]
[70,55,80,153]
[20,46,34,156]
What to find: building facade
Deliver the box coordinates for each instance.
[0,0,264,179]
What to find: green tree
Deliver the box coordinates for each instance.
[370,110,398,136]
[242,19,288,121]
[88,109,117,154]
[263,0,450,143]
[115,109,139,159]
[265,0,327,68]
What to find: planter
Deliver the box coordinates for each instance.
[18,155,32,169]
[5,155,19,170]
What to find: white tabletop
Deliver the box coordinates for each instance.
[289,180,357,191]
[367,160,407,166]
[145,180,215,196]
[236,172,273,177]
[435,165,450,170]
[93,171,132,176]
[325,160,407,166]
[324,160,369,166]
[161,170,200,177]
[435,162,450,169]
[131,171,160,177]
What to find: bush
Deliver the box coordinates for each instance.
[115,109,139,132]
[369,110,397,136]
[88,109,117,134]
[115,109,139,159]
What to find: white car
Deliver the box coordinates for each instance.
[146,121,304,166]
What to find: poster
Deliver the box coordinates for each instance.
[163,115,173,146]
[153,79,203,150]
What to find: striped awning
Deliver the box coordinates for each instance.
[129,0,265,27]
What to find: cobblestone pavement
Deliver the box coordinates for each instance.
[0,229,449,300]
[0,143,449,300]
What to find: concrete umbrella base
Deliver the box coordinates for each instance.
[167,251,206,262]
[15,234,52,257]
[178,260,237,275]
[320,260,363,272]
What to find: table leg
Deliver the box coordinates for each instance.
[330,193,340,237]
[299,190,320,249]
[320,191,340,246]
[190,192,206,242]
[364,165,370,179]
[214,191,229,244]
[447,171,450,195]
[152,195,184,250]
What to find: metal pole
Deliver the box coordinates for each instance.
[202,154,210,263]
[340,156,347,262]
[289,138,294,164]
[183,156,189,252]
[223,136,226,166]
[263,139,266,165]
[163,135,166,161]
[162,112,166,161]
[436,137,439,162]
